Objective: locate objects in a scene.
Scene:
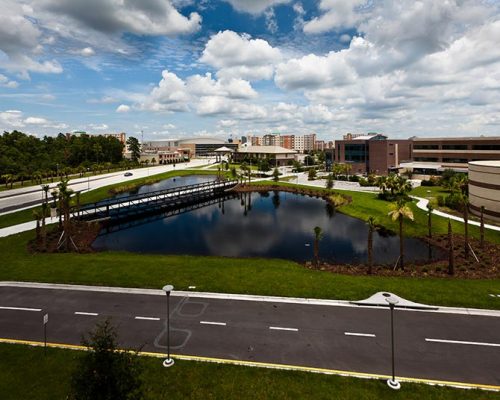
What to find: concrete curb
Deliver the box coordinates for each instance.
[2,281,500,317]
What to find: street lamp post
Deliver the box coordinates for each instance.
[385,295,400,390]
[162,284,174,368]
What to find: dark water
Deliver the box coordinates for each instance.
[115,174,216,198]
[93,184,446,265]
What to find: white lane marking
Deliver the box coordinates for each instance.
[74,311,98,316]
[269,326,298,332]
[0,306,41,312]
[345,332,376,338]
[135,316,160,321]
[426,338,500,347]
[200,321,226,326]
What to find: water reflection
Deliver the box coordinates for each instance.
[94,188,446,265]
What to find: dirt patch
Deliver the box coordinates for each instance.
[307,234,500,279]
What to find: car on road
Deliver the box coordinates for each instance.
[124,172,133,177]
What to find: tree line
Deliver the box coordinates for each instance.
[0,130,127,186]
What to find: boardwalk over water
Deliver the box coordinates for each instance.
[73,179,239,223]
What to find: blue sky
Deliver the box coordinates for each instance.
[1,0,500,141]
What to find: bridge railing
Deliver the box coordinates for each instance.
[73,179,239,220]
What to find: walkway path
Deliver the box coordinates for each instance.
[412,196,500,232]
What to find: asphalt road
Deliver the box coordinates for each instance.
[0,158,215,214]
[1,286,499,387]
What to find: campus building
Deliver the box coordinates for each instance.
[398,136,500,176]
[233,145,297,166]
[334,133,411,175]
[143,138,237,158]
[468,160,500,222]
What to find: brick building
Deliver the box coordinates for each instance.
[334,133,411,175]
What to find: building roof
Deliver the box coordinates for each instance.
[214,146,234,152]
[178,137,226,145]
[469,160,500,168]
[237,145,297,154]
[412,136,500,141]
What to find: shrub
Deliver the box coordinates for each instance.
[421,179,435,187]
[437,195,445,207]
[445,192,462,210]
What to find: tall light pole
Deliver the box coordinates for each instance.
[385,295,400,390]
[162,284,174,368]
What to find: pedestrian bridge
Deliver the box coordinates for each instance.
[73,179,239,222]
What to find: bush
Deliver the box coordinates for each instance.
[421,179,435,187]
[348,175,360,182]
[437,195,445,207]
[445,192,462,210]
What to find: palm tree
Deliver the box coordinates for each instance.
[313,226,323,267]
[57,179,74,251]
[388,199,414,269]
[448,219,454,275]
[33,209,42,244]
[480,206,485,249]
[325,174,334,190]
[41,202,48,250]
[426,203,433,239]
[376,176,388,197]
[458,192,469,259]
[367,217,376,274]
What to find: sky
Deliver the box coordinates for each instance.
[0,0,500,142]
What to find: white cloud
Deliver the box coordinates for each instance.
[88,123,109,131]
[141,69,258,114]
[222,0,291,15]
[0,110,25,128]
[200,30,282,80]
[0,0,62,77]
[116,104,131,113]
[79,47,95,57]
[24,116,49,125]
[39,0,201,37]
[0,74,18,88]
[303,0,365,34]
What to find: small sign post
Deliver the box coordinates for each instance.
[43,313,48,353]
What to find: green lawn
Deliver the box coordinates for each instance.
[253,181,500,244]
[2,231,500,310]
[410,185,449,199]
[1,344,497,400]
[0,169,218,229]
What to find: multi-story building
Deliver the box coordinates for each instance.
[250,135,262,146]
[279,134,294,150]
[262,134,279,146]
[410,136,500,165]
[103,132,126,145]
[334,133,411,175]
[304,134,316,151]
[314,140,326,151]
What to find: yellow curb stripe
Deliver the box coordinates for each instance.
[1,338,499,392]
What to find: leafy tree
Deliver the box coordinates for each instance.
[308,168,316,181]
[69,319,143,400]
[272,168,280,182]
[388,199,414,269]
[126,136,141,163]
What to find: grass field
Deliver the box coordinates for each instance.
[1,344,497,400]
[2,230,499,309]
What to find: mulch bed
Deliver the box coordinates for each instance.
[28,221,101,253]
[306,234,500,279]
